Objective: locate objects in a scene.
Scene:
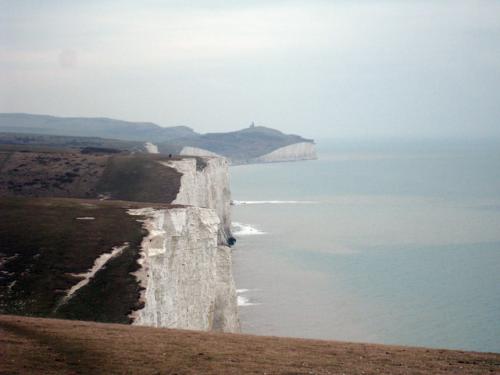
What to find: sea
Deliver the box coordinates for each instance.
[230,138,500,353]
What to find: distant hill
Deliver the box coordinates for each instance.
[0,113,196,142]
[167,126,313,162]
[0,132,146,153]
[0,113,316,163]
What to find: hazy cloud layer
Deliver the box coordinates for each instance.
[1,0,499,138]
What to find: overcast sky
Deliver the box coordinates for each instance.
[1,0,499,139]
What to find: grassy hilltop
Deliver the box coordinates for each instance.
[0,147,183,201]
[0,147,187,323]
[0,198,151,323]
[0,113,315,162]
[1,314,499,375]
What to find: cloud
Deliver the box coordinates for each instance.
[58,49,78,69]
[1,0,499,138]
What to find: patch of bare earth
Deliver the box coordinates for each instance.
[0,315,498,375]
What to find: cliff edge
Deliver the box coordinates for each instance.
[252,141,317,163]
[127,157,239,332]
[0,149,240,333]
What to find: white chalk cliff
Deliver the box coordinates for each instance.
[180,146,222,158]
[254,142,317,163]
[128,157,239,332]
[144,142,159,154]
[161,157,232,244]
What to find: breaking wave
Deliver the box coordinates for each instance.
[232,200,318,205]
[237,296,259,306]
[237,289,260,306]
[232,222,266,236]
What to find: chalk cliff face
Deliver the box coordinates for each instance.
[213,245,239,331]
[181,142,317,165]
[128,156,239,333]
[180,146,222,158]
[144,142,159,154]
[253,142,317,163]
[161,157,232,243]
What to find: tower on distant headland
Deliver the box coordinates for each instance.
[250,122,255,128]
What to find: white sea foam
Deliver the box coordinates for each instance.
[236,288,259,294]
[232,200,318,205]
[236,288,260,306]
[237,295,259,307]
[232,222,266,236]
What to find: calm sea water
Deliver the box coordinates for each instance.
[230,139,500,353]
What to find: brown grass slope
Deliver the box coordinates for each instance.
[0,315,499,375]
[0,148,183,203]
[0,149,210,324]
[0,132,146,153]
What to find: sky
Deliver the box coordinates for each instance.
[1,0,499,139]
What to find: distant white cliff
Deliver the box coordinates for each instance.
[181,143,317,165]
[144,142,159,154]
[253,142,317,163]
[128,157,239,333]
[180,146,222,158]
